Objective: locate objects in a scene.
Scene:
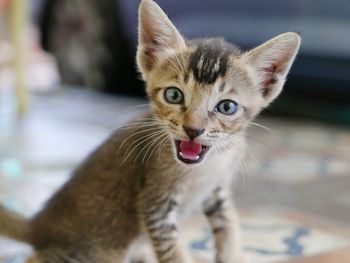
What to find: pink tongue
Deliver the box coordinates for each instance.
[179,141,202,160]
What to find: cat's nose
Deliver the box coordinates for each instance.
[183,125,205,140]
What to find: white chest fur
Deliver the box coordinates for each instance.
[177,151,236,218]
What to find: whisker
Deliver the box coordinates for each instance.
[133,130,168,165]
[118,126,164,153]
[139,136,162,165]
[215,130,271,149]
[156,134,171,159]
[229,138,263,175]
[129,103,150,109]
[145,132,169,165]
[123,129,167,162]
[111,122,162,132]
[217,137,246,189]
[217,138,251,192]
[249,121,274,133]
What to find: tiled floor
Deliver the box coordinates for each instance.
[0,88,350,262]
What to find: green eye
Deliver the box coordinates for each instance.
[164,87,184,104]
[216,100,238,115]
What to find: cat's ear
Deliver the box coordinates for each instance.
[137,0,186,77]
[242,32,301,106]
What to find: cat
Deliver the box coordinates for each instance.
[0,0,300,262]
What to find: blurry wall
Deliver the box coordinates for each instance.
[28,0,350,123]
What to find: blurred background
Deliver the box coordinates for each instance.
[35,0,350,122]
[0,0,350,262]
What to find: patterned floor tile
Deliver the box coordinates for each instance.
[287,247,350,263]
[182,211,350,263]
[1,209,349,263]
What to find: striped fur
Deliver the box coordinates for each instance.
[204,188,245,263]
[0,0,300,262]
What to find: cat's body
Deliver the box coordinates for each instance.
[0,1,300,262]
[29,115,239,258]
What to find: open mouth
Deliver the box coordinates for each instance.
[174,140,210,164]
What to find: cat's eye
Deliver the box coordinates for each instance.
[164,87,184,104]
[215,100,238,115]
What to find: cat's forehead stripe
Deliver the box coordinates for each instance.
[189,40,232,85]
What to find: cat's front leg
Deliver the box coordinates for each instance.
[139,193,193,263]
[203,187,245,263]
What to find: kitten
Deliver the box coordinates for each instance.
[0,0,300,262]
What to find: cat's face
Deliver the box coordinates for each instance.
[137,0,300,165]
[144,42,263,164]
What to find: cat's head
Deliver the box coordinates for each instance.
[137,0,300,165]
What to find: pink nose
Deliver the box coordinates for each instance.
[183,126,205,140]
